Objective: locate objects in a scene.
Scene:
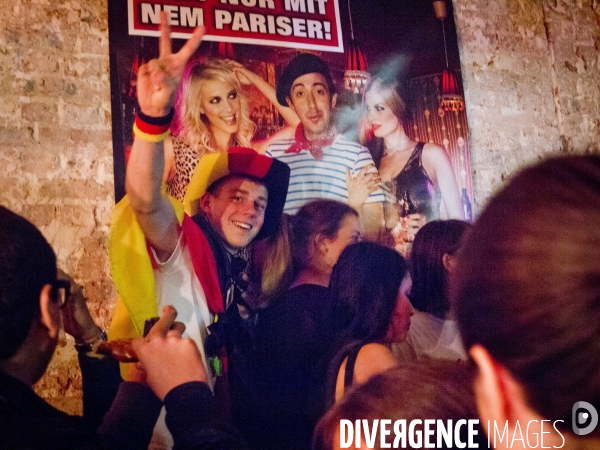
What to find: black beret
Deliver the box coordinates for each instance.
[276,53,336,106]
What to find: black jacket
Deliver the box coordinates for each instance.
[0,357,249,450]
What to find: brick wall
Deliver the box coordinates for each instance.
[1,0,600,415]
[0,0,114,414]
[454,0,600,212]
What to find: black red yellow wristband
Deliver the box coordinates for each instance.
[137,108,174,126]
[133,108,174,142]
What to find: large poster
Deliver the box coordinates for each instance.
[108,0,473,222]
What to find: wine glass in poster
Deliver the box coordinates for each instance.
[108,0,474,253]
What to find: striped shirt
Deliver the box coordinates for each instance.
[267,134,385,214]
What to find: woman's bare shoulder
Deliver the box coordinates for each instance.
[421,142,453,177]
[421,142,449,158]
[358,342,396,359]
[335,343,397,402]
[354,343,397,383]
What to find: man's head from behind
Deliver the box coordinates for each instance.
[313,360,487,450]
[276,53,337,141]
[0,207,57,361]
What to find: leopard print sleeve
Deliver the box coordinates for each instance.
[166,137,203,201]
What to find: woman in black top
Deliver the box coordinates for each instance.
[358,77,462,255]
[325,242,413,405]
[241,199,362,450]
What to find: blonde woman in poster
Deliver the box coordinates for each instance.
[164,58,298,202]
[358,76,462,254]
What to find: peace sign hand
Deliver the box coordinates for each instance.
[136,11,205,117]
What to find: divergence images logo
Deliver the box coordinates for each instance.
[572,401,598,436]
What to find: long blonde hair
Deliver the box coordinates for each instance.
[172,58,255,154]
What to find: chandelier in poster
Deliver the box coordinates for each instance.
[127,0,344,52]
[111,0,473,227]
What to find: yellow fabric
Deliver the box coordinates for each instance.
[108,297,138,380]
[108,194,185,376]
[109,151,229,377]
[183,152,230,216]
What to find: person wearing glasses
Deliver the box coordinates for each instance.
[0,205,251,449]
[0,204,113,448]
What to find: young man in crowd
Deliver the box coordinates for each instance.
[108,13,289,447]
[266,53,384,241]
[0,206,248,449]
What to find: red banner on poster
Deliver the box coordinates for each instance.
[127,0,344,52]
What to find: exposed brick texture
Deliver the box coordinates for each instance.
[1,0,600,416]
[0,0,114,415]
[454,0,600,211]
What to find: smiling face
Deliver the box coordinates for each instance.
[363,87,402,139]
[286,72,336,141]
[200,176,268,249]
[199,79,241,142]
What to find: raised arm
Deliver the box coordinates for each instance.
[232,62,300,128]
[57,269,122,429]
[162,135,176,184]
[125,13,204,259]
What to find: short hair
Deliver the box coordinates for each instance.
[452,155,600,434]
[0,207,56,359]
[313,360,486,450]
[410,220,472,319]
[329,242,407,346]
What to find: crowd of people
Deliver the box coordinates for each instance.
[2,13,599,450]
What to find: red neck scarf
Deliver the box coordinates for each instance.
[285,124,336,160]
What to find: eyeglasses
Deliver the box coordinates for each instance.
[50,279,71,309]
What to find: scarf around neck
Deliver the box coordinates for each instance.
[285,124,336,160]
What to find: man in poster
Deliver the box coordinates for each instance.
[266,53,385,241]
